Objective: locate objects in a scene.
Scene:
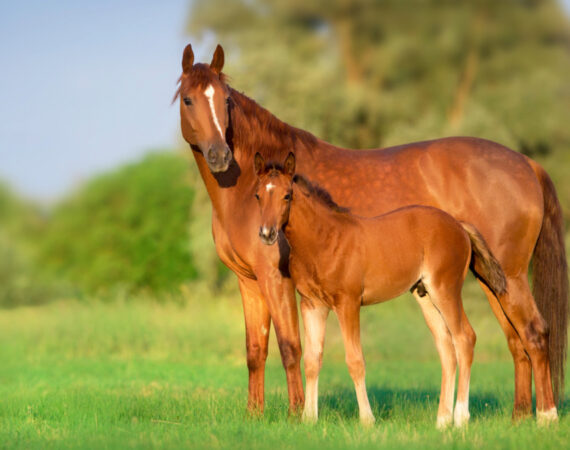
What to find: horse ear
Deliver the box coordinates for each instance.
[284,152,296,176]
[182,44,194,75]
[210,44,225,74]
[254,153,265,176]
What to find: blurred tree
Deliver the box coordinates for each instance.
[37,152,198,295]
[0,182,53,307]
[186,0,570,192]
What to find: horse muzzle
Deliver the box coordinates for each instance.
[259,226,278,245]
[206,145,232,173]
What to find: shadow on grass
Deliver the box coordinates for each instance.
[319,386,505,421]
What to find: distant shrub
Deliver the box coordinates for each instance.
[0,183,56,307]
[38,152,198,295]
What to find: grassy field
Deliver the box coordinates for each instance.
[0,280,568,449]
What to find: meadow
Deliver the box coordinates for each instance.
[1,280,568,449]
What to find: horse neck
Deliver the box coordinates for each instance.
[229,89,318,162]
[286,185,348,257]
[191,88,320,224]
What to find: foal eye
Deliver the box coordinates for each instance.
[225,97,231,106]
[284,194,291,200]
[183,97,192,106]
[254,193,260,200]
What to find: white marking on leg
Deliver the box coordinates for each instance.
[265,183,275,192]
[537,407,558,425]
[454,400,470,427]
[261,325,268,336]
[204,84,225,139]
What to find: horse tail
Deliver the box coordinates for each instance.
[460,222,507,297]
[530,161,568,404]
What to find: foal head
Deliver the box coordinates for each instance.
[254,152,296,245]
[177,44,232,173]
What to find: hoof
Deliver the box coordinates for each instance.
[302,410,318,424]
[453,402,470,428]
[360,414,376,427]
[436,415,453,430]
[537,407,558,426]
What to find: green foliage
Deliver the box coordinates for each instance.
[188,0,570,215]
[37,152,198,295]
[0,183,54,307]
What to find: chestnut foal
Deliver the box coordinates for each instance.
[254,152,506,428]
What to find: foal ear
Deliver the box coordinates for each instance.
[210,44,225,74]
[182,44,194,75]
[254,153,265,176]
[284,152,296,176]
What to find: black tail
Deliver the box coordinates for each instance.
[460,222,507,297]
[531,164,568,404]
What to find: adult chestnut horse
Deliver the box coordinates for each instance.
[254,152,507,428]
[176,44,567,422]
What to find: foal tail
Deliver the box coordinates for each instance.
[460,222,507,297]
[530,161,568,404]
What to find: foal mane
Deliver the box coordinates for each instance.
[293,174,350,214]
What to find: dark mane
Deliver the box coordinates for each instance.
[229,89,317,160]
[293,174,350,214]
[174,65,317,160]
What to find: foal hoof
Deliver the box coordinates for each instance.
[302,411,318,424]
[436,415,453,430]
[360,414,376,427]
[536,408,558,426]
[453,403,470,428]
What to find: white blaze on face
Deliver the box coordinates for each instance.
[204,84,225,139]
[266,183,275,192]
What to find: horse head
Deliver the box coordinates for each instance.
[177,44,232,173]
[254,152,296,245]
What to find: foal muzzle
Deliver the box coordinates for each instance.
[259,226,278,245]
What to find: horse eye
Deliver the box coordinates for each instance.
[284,194,291,201]
[225,97,231,106]
[183,97,192,106]
[254,193,260,200]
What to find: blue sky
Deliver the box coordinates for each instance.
[1,0,569,201]
[0,0,205,200]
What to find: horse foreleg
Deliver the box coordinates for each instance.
[335,300,375,426]
[478,281,533,420]
[413,291,457,429]
[238,277,271,414]
[256,268,304,414]
[300,298,329,423]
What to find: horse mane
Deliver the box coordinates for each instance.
[174,65,318,160]
[293,174,350,214]
[228,89,318,160]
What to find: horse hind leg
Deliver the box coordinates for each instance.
[300,298,329,423]
[491,275,558,424]
[477,280,533,419]
[413,289,457,429]
[335,299,375,426]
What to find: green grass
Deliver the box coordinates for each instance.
[0,280,568,448]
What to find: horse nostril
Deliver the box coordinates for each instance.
[207,150,218,164]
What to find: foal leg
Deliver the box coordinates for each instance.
[300,298,329,423]
[427,287,476,428]
[335,300,375,425]
[412,291,457,429]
